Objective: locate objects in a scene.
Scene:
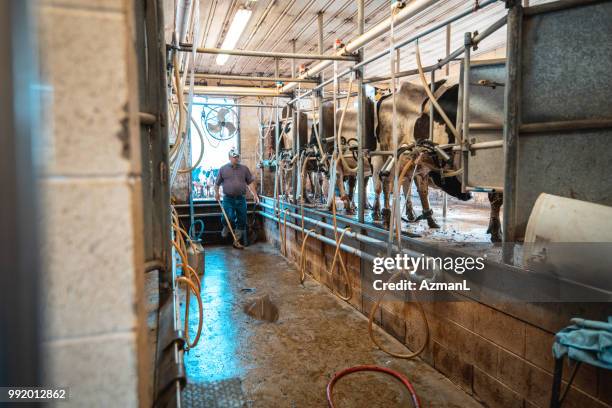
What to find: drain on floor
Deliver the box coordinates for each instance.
[181,377,247,408]
[243,293,279,322]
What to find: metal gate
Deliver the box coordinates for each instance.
[460,0,612,245]
[458,58,506,192]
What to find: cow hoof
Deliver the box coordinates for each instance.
[427,217,440,229]
[406,208,417,222]
[490,233,502,243]
[372,212,381,221]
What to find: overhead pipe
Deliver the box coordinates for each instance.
[281,0,440,94]
[188,86,291,97]
[190,73,319,83]
[176,43,358,61]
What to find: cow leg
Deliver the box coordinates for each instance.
[487,192,503,242]
[415,174,440,229]
[336,168,354,214]
[347,176,356,204]
[382,180,391,229]
[372,175,382,220]
[402,177,417,222]
[364,176,373,210]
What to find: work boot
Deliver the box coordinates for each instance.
[239,229,248,247]
[221,225,229,238]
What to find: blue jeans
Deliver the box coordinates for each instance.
[222,195,247,231]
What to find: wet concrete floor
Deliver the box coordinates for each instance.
[181,243,481,407]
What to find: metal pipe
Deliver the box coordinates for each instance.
[191,73,319,83]
[461,32,472,194]
[259,202,386,250]
[357,0,366,224]
[194,102,283,108]
[317,12,324,153]
[502,4,523,260]
[291,39,296,78]
[520,118,612,134]
[189,86,291,97]
[176,43,358,61]
[281,0,440,94]
[445,24,451,76]
[139,112,157,125]
[259,210,377,262]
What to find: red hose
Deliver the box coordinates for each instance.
[326,365,420,408]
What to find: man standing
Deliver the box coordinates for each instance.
[214,148,259,246]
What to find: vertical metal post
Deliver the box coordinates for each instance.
[460,32,471,194]
[258,102,264,195]
[291,39,296,78]
[0,0,41,388]
[292,101,298,202]
[445,24,451,77]
[356,0,366,224]
[317,12,324,163]
[273,59,281,201]
[429,69,435,140]
[502,3,523,262]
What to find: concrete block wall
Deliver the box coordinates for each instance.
[38,0,150,406]
[262,218,612,408]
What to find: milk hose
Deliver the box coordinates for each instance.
[368,271,429,359]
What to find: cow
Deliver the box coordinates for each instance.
[373,78,503,242]
[305,97,377,213]
[264,107,309,202]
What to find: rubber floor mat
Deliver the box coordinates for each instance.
[181,377,247,408]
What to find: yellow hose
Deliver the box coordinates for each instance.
[299,228,316,284]
[336,76,359,173]
[368,271,429,359]
[171,206,204,350]
[176,276,203,350]
[327,197,353,301]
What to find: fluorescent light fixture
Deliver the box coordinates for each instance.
[216,8,252,66]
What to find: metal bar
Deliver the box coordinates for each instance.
[520,118,612,134]
[0,0,41,388]
[190,73,319,83]
[451,140,504,151]
[259,210,377,262]
[470,122,503,130]
[189,86,291,97]
[429,69,435,140]
[317,12,324,155]
[175,43,358,61]
[139,111,157,125]
[502,3,523,260]
[258,103,264,195]
[291,39,296,78]
[357,0,366,224]
[259,202,388,251]
[461,32,472,194]
[445,24,451,76]
[194,102,282,108]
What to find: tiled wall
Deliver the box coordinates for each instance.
[263,218,612,408]
[38,0,150,406]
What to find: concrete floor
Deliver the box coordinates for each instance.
[181,243,481,407]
